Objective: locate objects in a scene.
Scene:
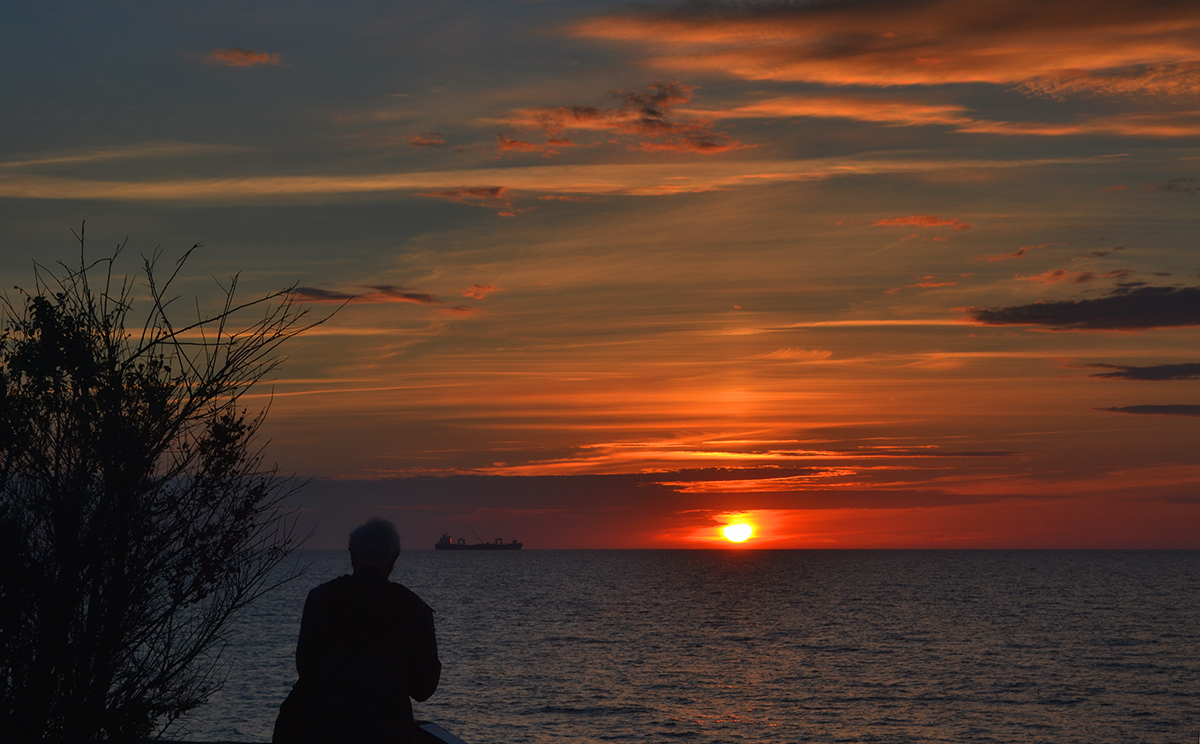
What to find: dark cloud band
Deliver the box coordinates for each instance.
[1098,405,1200,417]
[971,286,1200,329]
[1086,362,1200,381]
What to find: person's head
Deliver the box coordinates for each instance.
[349,517,401,574]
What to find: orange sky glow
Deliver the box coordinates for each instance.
[2,0,1198,548]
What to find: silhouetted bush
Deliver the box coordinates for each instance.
[0,230,319,739]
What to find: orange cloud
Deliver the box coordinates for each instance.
[755,348,833,362]
[407,133,445,148]
[420,187,517,214]
[504,83,741,154]
[422,186,506,201]
[890,275,961,293]
[496,135,544,153]
[292,286,445,305]
[955,112,1200,138]
[571,0,1200,95]
[436,305,482,317]
[495,135,579,155]
[683,95,1200,138]
[684,96,975,128]
[462,284,497,300]
[875,215,971,230]
[1018,62,1200,100]
[0,154,1095,202]
[970,285,1200,329]
[1019,269,1133,284]
[978,244,1052,262]
[204,48,282,67]
[914,277,958,288]
[1160,177,1200,194]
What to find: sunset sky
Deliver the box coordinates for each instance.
[2,0,1198,548]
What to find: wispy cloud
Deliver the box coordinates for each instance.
[886,275,962,294]
[571,0,1200,95]
[204,48,282,67]
[0,154,1101,202]
[1019,62,1200,100]
[1098,405,1200,417]
[978,244,1050,262]
[293,285,443,305]
[420,186,522,216]
[437,305,481,317]
[496,135,578,155]
[1159,177,1200,194]
[913,276,958,288]
[496,135,547,153]
[1084,363,1200,381]
[684,96,975,128]
[1019,269,1132,284]
[754,348,833,362]
[407,133,446,148]
[954,112,1200,138]
[0,142,247,168]
[462,284,498,300]
[290,287,356,303]
[421,186,508,203]
[502,83,740,154]
[971,286,1200,329]
[1080,247,1125,259]
[875,215,971,230]
[569,1,1200,141]
[683,95,1200,138]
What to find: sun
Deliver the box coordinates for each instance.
[722,523,753,542]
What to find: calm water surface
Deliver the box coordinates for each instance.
[175,550,1200,743]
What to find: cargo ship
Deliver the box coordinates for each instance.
[435,533,523,550]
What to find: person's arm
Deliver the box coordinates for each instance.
[295,584,333,678]
[406,603,441,702]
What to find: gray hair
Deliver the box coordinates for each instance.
[348,517,401,570]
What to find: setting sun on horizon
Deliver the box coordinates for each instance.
[723,523,754,543]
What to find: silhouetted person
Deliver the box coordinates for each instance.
[276,517,441,744]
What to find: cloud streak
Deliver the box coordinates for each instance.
[1085,363,1200,381]
[971,286,1200,330]
[421,186,508,203]
[292,285,444,305]
[1159,177,1200,194]
[503,83,741,154]
[569,1,1200,140]
[0,154,1096,202]
[683,95,1200,138]
[420,186,522,216]
[978,244,1048,262]
[0,142,248,168]
[1019,269,1132,284]
[875,215,971,230]
[462,284,498,300]
[407,133,446,148]
[204,48,282,67]
[571,0,1200,94]
[1099,405,1200,417]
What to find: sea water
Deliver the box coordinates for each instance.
[174,550,1200,743]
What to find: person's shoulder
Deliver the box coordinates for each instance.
[306,574,353,603]
[387,581,436,614]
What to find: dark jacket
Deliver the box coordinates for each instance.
[294,570,441,744]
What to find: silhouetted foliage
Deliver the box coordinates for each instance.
[0,229,319,739]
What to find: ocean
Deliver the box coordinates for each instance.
[174,550,1200,743]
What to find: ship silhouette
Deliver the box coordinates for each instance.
[435,531,523,551]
